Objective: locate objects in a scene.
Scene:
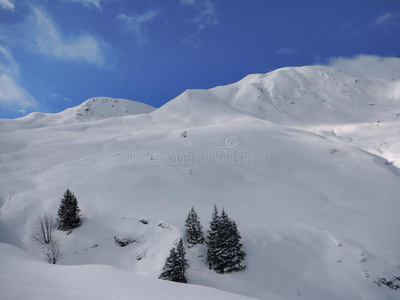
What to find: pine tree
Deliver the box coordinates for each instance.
[212,208,230,273]
[159,239,189,283]
[185,207,204,245]
[206,204,220,269]
[217,217,246,273]
[227,220,246,271]
[175,239,189,283]
[57,189,81,231]
[206,206,246,274]
[159,247,178,281]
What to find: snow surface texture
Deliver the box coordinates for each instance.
[0,66,399,299]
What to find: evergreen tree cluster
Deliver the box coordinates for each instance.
[57,189,81,231]
[160,205,246,283]
[159,239,189,283]
[207,205,246,274]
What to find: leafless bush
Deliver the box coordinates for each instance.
[30,214,56,246]
[181,130,188,138]
[30,214,63,264]
[43,240,63,264]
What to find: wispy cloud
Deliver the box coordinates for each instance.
[371,12,396,27]
[117,10,160,46]
[0,45,18,75]
[11,6,110,68]
[0,0,14,11]
[180,0,218,29]
[182,34,201,49]
[326,55,400,80]
[0,74,36,114]
[63,0,102,11]
[277,47,296,55]
[180,0,197,5]
[0,45,36,115]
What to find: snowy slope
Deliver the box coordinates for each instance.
[0,66,399,300]
[0,243,253,300]
[152,65,400,166]
[0,97,155,133]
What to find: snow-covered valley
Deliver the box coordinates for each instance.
[1,66,399,299]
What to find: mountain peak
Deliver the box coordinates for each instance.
[74,97,155,121]
[155,65,399,127]
[0,97,155,133]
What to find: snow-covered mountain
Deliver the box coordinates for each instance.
[0,97,155,133]
[1,66,399,300]
[155,66,399,126]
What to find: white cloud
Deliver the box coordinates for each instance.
[326,55,400,80]
[371,12,396,27]
[0,0,14,11]
[18,7,110,67]
[64,0,102,11]
[0,45,36,115]
[0,74,36,113]
[180,0,218,29]
[117,10,160,46]
[192,0,218,29]
[0,45,19,75]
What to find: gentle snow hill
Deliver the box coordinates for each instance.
[0,97,155,133]
[0,65,399,300]
[0,243,254,300]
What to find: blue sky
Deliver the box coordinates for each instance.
[0,0,399,118]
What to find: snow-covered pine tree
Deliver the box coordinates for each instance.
[217,217,246,273]
[206,204,220,269]
[159,247,178,281]
[57,189,81,231]
[185,207,204,245]
[212,208,230,273]
[207,207,246,274]
[227,220,246,271]
[175,238,189,283]
[159,239,189,283]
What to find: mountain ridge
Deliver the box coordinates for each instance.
[0,97,155,133]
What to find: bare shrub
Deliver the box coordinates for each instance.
[30,214,56,246]
[181,130,188,138]
[30,214,63,264]
[43,240,63,264]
